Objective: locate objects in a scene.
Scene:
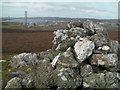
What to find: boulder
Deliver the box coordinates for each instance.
[67,20,83,29]
[83,20,95,35]
[10,53,37,68]
[110,40,120,54]
[90,54,118,71]
[74,38,95,63]
[83,72,120,88]
[90,33,109,48]
[33,58,55,88]
[5,77,22,89]
[51,47,79,68]
[22,74,34,88]
[55,67,82,89]
[80,64,93,77]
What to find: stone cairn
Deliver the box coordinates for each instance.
[5,20,120,89]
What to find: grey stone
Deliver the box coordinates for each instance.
[67,20,83,29]
[22,74,34,88]
[10,53,37,68]
[33,58,55,88]
[83,72,119,88]
[51,47,79,68]
[80,64,93,77]
[110,40,120,54]
[83,20,95,35]
[90,54,118,71]
[37,49,60,61]
[5,77,22,89]
[90,33,110,48]
[55,39,75,52]
[55,67,82,89]
[74,38,95,63]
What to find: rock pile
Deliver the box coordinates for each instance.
[5,20,120,89]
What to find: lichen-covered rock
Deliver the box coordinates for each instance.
[55,39,75,51]
[90,54,118,71]
[83,72,119,88]
[74,38,95,63]
[110,40,120,54]
[80,64,93,77]
[22,74,34,88]
[90,33,109,48]
[83,20,95,35]
[10,53,37,68]
[5,77,22,89]
[36,49,60,61]
[33,58,55,88]
[67,20,83,29]
[51,47,79,68]
[53,29,69,45]
[55,67,82,89]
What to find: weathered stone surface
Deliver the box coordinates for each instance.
[53,29,69,45]
[55,39,75,51]
[90,33,109,48]
[83,20,95,35]
[110,40,120,54]
[80,64,93,77]
[5,77,22,89]
[67,20,83,29]
[22,74,34,88]
[51,47,79,68]
[83,72,119,88]
[90,54,118,71]
[37,49,60,61]
[74,38,95,63]
[10,53,37,68]
[55,67,82,89]
[33,58,55,88]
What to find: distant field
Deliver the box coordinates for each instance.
[2,32,53,53]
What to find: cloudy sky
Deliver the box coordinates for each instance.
[1,0,119,19]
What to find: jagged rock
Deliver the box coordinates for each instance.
[83,72,120,88]
[37,49,60,61]
[51,47,79,68]
[80,64,93,77]
[53,29,69,45]
[90,54,118,71]
[55,67,82,89]
[83,20,95,35]
[67,20,83,29]
[74,38,95,63]
[5,77,22,89]
[10,53,37,68]
[22,74,34,88]
[33,58,55,88]
[90,33,109,48]
[55,39,75,51]
[110,40,120,54]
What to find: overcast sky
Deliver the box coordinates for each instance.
[1,0,119,19]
